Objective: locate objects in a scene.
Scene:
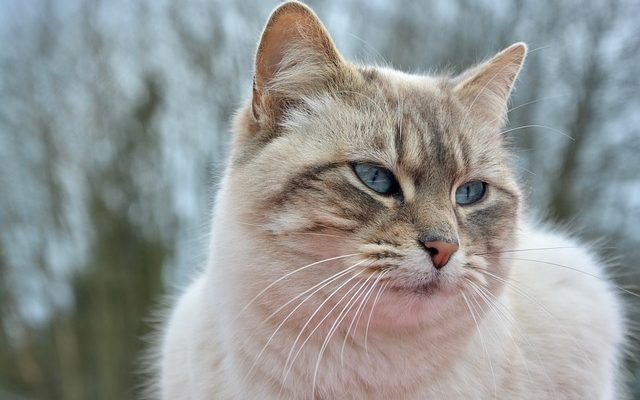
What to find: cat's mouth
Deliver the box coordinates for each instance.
[413,281,442,295]
[407,280,443,296]
[389,278,443,296]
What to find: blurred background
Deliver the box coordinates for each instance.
[0,0,638,398]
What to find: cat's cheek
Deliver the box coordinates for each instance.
[298,235,356,259]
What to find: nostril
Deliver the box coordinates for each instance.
[425,246,439,258]
[421,240,459,269]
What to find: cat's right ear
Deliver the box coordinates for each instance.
[454,43,527,128]
[252,1,345,127]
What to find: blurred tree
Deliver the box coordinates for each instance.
[0,0,172,394]
[0,75,170,399]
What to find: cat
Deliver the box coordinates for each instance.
[157,1,625,399]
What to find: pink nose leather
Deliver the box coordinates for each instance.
[422,241,459,269]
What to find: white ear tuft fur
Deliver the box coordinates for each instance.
[455,42,527,127]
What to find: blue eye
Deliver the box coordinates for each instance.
[353,164,399,195]
[455,181,486,205]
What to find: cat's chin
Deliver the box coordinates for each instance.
[362,278,462,330]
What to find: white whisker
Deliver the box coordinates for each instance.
[312,272,380,396]
[476,246,615,256]
[506,94,568,115]
[471,266,594,367]
[461,291,497,397]
[236,253,363,319]
[465,279,550,392]
[340,271,384,365]
[365,279,391,356]
[242,261,366,383]
[491,256,640,298]
[501,124,575,141]
[281,267,368,385]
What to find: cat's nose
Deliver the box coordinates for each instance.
[422,240,459,269]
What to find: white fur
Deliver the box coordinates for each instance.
[159,183,625,399]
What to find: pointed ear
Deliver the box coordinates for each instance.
[252,1,345,126]
[454,43,527,127]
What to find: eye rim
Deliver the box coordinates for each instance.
[455,180,487,206]
[352,163,401,197]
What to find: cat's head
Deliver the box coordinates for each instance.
[224,2,525,328]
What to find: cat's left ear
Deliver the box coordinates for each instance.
[454,43,527,127]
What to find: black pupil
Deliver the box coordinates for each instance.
[354,164,397,195]
[370,169,380,184]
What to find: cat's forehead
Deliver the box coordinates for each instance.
[354,67,467,138]
[365,67,442,91]
[345,67,504,180]
[278,65,509,187]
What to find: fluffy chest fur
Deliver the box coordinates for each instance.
[160,192,622,399]
[158,2,625,399]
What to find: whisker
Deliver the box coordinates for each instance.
[465,279,552,391]
[484,92,567,128]
[290,232,348,239]
[527,44,552,54]
[476,246,616,256]
[461,291,497,397]
[490,256,640,298]
[506,94,569,114]
[501,124,575,141]
[471,266,565,320]
[340,271,385,365]
[263,263,364,324]
[517,165,537,176]
[470,266,595,367]
[235,253,363,319]
[347,32,390,66]
[281,266,369,385]
[312,272,381,395]
[242,260,366,383]
[365,279,391,356]
[465,279,524,397]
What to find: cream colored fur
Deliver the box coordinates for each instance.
[158,2,625,399]
[160,193,624,399]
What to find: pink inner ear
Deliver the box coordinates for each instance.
[251,2,343,124]
[255,12,304,90]
[254,3,341,93]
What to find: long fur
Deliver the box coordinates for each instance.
[155,2,626,399]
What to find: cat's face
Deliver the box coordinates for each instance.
[224,2,525,328]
